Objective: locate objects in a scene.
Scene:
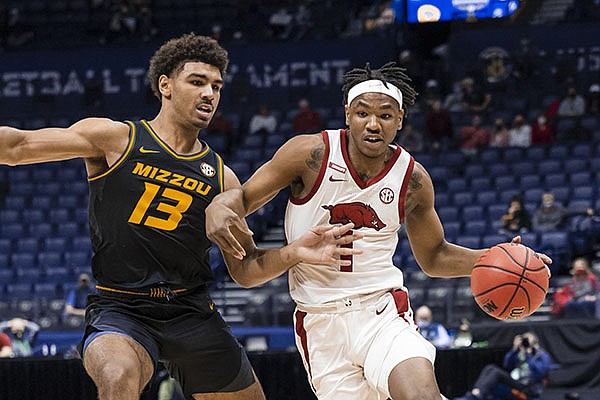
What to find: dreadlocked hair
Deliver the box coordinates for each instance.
[341,62,418,116]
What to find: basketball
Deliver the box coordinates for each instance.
[471,243,549,320]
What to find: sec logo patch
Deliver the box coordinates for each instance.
[200,162,216,177]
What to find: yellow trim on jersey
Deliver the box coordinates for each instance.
[96,284,189,297]
[216,154,224,193]
[141,119,210,160]
[88,121,136,182]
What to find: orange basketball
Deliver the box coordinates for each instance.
[471,243,549,320]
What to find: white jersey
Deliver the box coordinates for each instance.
[285,129,414,308]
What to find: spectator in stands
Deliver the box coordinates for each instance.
[501,195,531,234]
[586,83,600,115]
[268,7,293,39]
[415,305,452,349]
[532,192,566,231]
[64,273,95,318]
[0,332,11,358]
[557,86,585,117]
[0,318,40,357]
[461,77,492,116]
[292,98,322,133]
[459,115,490,156]
[508,114,532,147]
[443,80,466,112]
[425,99,454,150]
[551,257,599,319]
[489,118,509,147]
[530,114,555,145]
[396,122,423,152]
[249,105,277,136]
[455,332,555,400]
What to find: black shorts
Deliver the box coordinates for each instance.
[78,286,255,398]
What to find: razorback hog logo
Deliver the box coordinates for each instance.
[322,202,386,231]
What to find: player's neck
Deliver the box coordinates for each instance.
[346,136,393,181]
[146,115,203,155]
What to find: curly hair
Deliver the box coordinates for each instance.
[148,33,229,101]
[341,62,418,116]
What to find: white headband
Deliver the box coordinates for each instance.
[346,79,403,108]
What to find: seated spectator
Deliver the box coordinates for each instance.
[532,192,566,231]
[64,273,95,318]
[415,305,452,349]
[551,257,599,319]
[249,105,277,136]
[557,86,585,117]
[489,118,509,147]
[425,99,454,150]
[459,115,490,156]
[501,195,531,234]
[530,114,555,145]
[396,122,424,153]
[0,332,11,358]
[0,318,40,357]
[292,98,322,133]
[461,77,492,116]
[586,83,600,115]
[454,332,555,400]
[508,114,531,147]
[443,80,466,112]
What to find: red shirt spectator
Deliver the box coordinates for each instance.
[292,99,322,133]
[459,115,490,155]
[530,115,555,145]
[425,99,453,149]
[0,332,11,358]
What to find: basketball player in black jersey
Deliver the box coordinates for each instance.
[0,33,362,400]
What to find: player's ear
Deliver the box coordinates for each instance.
[158,74,172,99]
[397,108,404,131]
[344,105,350,126]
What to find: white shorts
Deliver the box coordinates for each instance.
[293,289,436,400]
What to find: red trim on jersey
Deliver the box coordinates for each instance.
[398,155,415,223]
[294,310,314,383]
[290,131,330,205]
[341,130,402,189]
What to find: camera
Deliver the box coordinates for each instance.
[521,337,530,348]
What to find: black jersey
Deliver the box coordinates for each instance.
[88,120,224,289]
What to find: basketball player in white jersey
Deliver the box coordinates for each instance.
[206,63,551,400]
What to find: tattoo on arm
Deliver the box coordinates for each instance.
[409,169,423,191]
[305,143,324,172]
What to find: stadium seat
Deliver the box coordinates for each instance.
[547,145,569,160]
[57,195,80,209]
[38,252,63,268]
[0,239,12,253]
[22,209,46,224]
[470,176,491,190]
[11,253,36,269]
[480,148,500,164]
[438,151,465,168]
[511,161,534,176]
[539,231,570,262]
[43,238,67,252]
[447,178,468,193]
[487,203,507,222]
[14,268,39,283]
[538,160,562,175]
[499,189,522,204]
[30,195,53,209]
[3,195,27,210]
[572,186,594,200]
[428,166,449,184]
[68,181,89,195]
[456,235,481,248]
[568,199,593,210]
[519,175,541,190]
[524,188,544,203]
[34,283,58,298]
[265,133,287,148]
[544,173,567,188]
[571,144,591,158]
[36,182,61,196]
[16,238,39,253]
[0,210,20,224]
[435,192,450,208]
[564,159,589,174]
[452,192,474,208]
[488,164,510,177]
[525,146,546,161]
[443,221,461,240]
[56,223,80,238]
[408,287,426,308]
[580,116,599,133]
[71,236,92,251]
[476,191,498,206]
[28,223,53,239]
[552,187,570,203]
[242,135,263,149]
[493,175,517,191]
[463,220,487,236]
[503,147,524,163]
[464,164,485,178]
[462,205,484,221]
[519,232,538,248]
[0,269,14,283]
[64,251,90,267]
[570,172,592,186]
[44,267,71,283]
[481,234,507,248]
[10,182,35,196]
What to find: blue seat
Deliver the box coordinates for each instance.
[481,234,507,248]
[456,235,481,248]
[555,118,577,140]
[31,195,53,209]
[44,267,71,283]
[571,144,591,158]
[464,164,485,178]
[447,178,467,193]
[0,223,24,239]
[36,182,61,195]
[435,193,450,208]
[242,135,263,149]
[49,209,70,224]
[56,223,80,238]
[33,283,58,298]
[73,208,88,224]
[580,116,599,132]
[511,161,534,176]
[438,152,465,167]
[10,182,35,195]
[8,169,31,181]
[31,169,54,183]
[11,253,37,269]
[438,206,459,222]
[470,176,491,190]
[71,236,92,251]
[68,181,89,195]
[443,221,461,240]
[549,145,569,160]
[265,133,286,148]
[568,199,593,210]
[544,173,567,188]
[462,205,484,221]
[38,252,63,268]
[570,172,592,186]
[15,267,40,283]
[519,232,539,248]
[488,164,510,177]
[538,160,562,175]
[0,239,12,253]
[520,175,541,190]
[22,209,46,224]
[16,238,39,253]
[525,146,546,161]
[571,186,594,200]
[228,161,251,176]
[480,148,500,164]
[0,210,20,224]
[476,191,498,206]
[564,159,589,174]
[552,187,570,203]
[57,195,80,209]
[0,269,14,283]
[499,189,522,203]
[453,192,474,208]
[6,283,33,299]
[64,251,90,267]
[463,220,487,236]
[28,223,53,239]
[494,175,517,191]
[56,168,79,182]
[428,167,448,184]
[503,147,524,163]
[524,188,544,203]
[539,231,570,265]
[3,195,27,209]
[487,204,507,222]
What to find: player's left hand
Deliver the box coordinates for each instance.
[291,223,363,267]
[510,235,552,277]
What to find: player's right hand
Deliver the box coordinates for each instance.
[206,201,252,260]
